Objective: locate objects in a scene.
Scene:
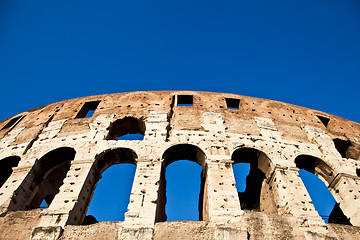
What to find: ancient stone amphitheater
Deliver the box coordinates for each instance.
[0,91,360,239]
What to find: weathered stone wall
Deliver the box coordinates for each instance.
[0,209,42,240]
[0,91,360,239]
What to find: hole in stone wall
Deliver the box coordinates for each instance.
[1,116,23,130]
[233,163,250,193]
[317,115,330,128]
[117,133,144,141]
[233,163,252,210]
[0,156,20,188]
[84,110,95,118]
[40,199,48,209]
[156,144,206,222]
[296,155,350,224]
[231,148,266,211]
[357,169,360,177]
[81,148,137,224]
[107,117,145,140]
[75,101,100,118]
[24,147,76,210]
[333,138,351,158]
[225,98,240,110]
[299,169,350,224]
[164,160,202,221]
[85,163,136,223]
[177,95,193,106]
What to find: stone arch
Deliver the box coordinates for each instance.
[295,154,335,184]
[156,144,207,222]
[231,147,275,211]
[295,154,350,224]
[93,147,138,174]
[0,156,20,188]
[162,143,207,168]
[80,147,138,224]
[106,117,146,140]
[23,147,76,210]
[232,146,274,177]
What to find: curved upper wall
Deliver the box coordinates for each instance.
[1,91,359,146]
[2,91,360,239]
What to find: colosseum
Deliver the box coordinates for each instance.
[0,91,360,239]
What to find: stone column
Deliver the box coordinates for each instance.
[36,159,94,227]
[0,165,32,214]
[268,166,327,233]
[329,173,360,226]
[203,159,242,224]
[124,159,162,228]
[30,159,95,240]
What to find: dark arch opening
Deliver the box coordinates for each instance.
[0,156,20,188]
[295,155,334,184]
[156,144,206,222]
[25,147,76,210]
[107,117,145,140]
[81,148,137,224]
[295,155,351,225]
[231,148,267,211]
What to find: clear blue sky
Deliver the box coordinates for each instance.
[2,1,359,222]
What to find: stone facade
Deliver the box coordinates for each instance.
[0,91,360,239]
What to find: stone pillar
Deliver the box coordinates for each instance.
[268,166,327,233]
[0,165,32,214]
[329,173,360,226]
[203,159,242,224]
[36,159,94,227]
[124,159,162,228]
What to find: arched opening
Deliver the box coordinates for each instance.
[156,144,206,222]
[295,155,351,224]
[0,156,20,188]
[107,117,145,141]
[25,147,76,210]
[81,148,137,224]
[231,148,268,211]
[165,160,202,221]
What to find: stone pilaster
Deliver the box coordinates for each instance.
[203,159,242,224]
[329,173,360,226]
[268,166,327,234]
[124,160,162,228]
[36,160,94,227]
[0,165,32,214]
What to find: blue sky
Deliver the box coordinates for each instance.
[2,1,359,222]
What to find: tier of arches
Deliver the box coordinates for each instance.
[0,143,357,226]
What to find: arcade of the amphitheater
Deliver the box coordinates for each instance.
[0,91,360,239]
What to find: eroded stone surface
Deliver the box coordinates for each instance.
[0,91,359,239]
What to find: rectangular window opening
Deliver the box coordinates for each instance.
[75,101,101,118]
[1,116,23,130]
[177,95,193,106]
[317,115,330,128]
[225,98,240,110]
